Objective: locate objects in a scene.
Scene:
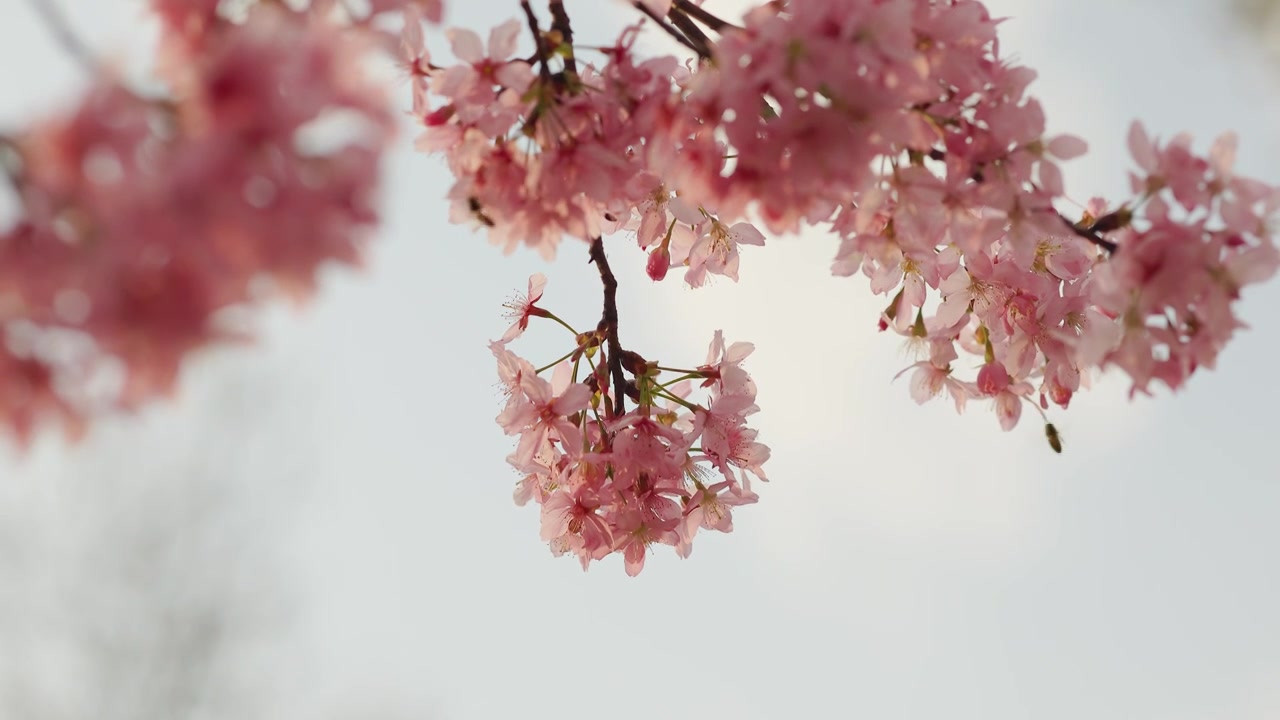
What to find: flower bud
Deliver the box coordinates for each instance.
[1045,423,1063,453]
[976,362,1010,396]
[646,245,671,281]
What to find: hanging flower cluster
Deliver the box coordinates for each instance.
[494,265,767,575]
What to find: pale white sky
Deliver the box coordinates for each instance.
[2,1,1279,718]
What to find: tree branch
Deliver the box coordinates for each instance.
[673,0,741,33]
[1056,210,1119,254]
[519,0,553,82]
[631,1,705,57]
[668,9,715,59]
[548,0,577,76]
[587,237,628,416]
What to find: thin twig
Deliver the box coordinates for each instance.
[668,9,714,59]
[587,237,628,417]
[631,1,704,56]
[548,0,577,76]
[1056,210,1119,254]
[520,0,553,82]
[673,0,741,32]
[25,0,96,73]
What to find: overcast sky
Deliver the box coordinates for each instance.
[2,1,1279,718]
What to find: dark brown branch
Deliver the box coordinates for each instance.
[668,9,715,59]
[631,1,705,56]
[519,0,553,82]
[673,0,741,33]
[1057,210,1119,254]
[588,237,628,416]
[548,0,578,76]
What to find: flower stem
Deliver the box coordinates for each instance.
[541,310,579,335]
[535,347,579,374]
[654,388,700,412]
[658,373,701,389]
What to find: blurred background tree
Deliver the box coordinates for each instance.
[1233,0,1280,54]
[0,369,297,720]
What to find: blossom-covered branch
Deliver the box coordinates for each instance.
[4,0,1278,575]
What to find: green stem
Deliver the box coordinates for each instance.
[541,310,579,335]
[582,351,609,428]
[535,347,579,374]
[654,388,700,413]
[658,373,701,389]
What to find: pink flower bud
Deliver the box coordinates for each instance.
[646,245,671,281]
[976,362,1010,396]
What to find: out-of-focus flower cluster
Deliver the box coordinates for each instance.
[0,2,400,445]
[493,274,768,575]
[1079,124,1280,395]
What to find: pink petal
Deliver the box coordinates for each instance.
[488,19,522,60]
[724,341,754,363]
[1227,244,1280,286]
[639,0,673,16]
[423,0,444,23]
[447,27,484,64]
[729,222,766,246]
[1047,134,1088,160]
[1037,159,1064,196]
[1210,131,1238,179]
[1127,121,1158,173]
[527,272,547,303]
[495,62,534,92]
[910,366,943,404]
[400,5,425,57]
[994,392,1022,431]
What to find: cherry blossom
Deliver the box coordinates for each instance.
[491,262,769,573]
[5,0,1280,574]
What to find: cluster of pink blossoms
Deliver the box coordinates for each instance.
[409,0,1277,447]
[392,0,1280,565]
[0,1,413,444]
[493,273,768,575]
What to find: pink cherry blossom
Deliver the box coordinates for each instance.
[501,273,549,342]
[698,330,757,399]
